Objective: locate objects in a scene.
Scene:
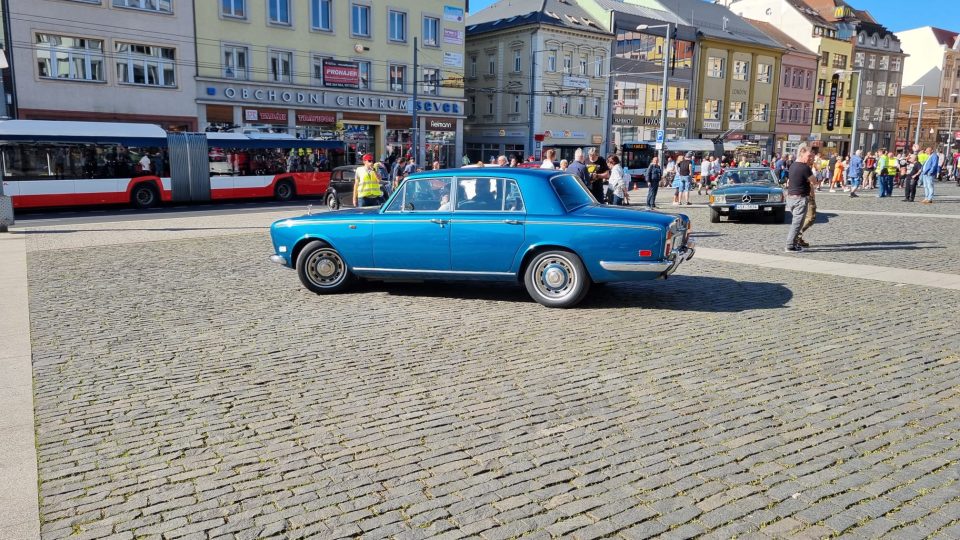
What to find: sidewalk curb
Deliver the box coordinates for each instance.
[0,233,40,540]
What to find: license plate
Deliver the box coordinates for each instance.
[735,204,759,210]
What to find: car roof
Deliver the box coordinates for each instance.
[407,167,564,179]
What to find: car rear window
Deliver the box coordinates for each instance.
[550,174,595,211]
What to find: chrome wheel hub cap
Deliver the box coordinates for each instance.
[543,264,568,289]
[316,259,337,278]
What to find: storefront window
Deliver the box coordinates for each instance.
[425,131,455,168]
[344,124,374,165]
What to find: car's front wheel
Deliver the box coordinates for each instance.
[710,207,721,223]
[296,240,354,294]
[524,250,590,308]
[326,192,340,210]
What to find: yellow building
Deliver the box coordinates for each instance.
[194,0,466,166]
[811,37,857,155]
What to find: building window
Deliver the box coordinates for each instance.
[268,0,290,25]
[388,10,406,42]
[854,52,864,67]
[389,64,406,92]
[563,54,572,73]
[357,61,370,89]
[545,96,554,114]
[867,55,876,69]
[707,57,724,78]
[862,107,870,121]
[222,44,248,79]
[469,96,476,116]
[753,103,769,122]
[579,56,587,75]
[311,55,327,85]
[221,0,245,18]
[891,58,901,71]
[816,78,826,96]
[803,104,811,123]
[593,98,600,117]
[547,51,557,72]
[757,63,772,84]
[729,101,745,121]
[514,51,521,73]
[578,97,585,116]
[115,42,176,87]
[351,4,370,37]
[863,80,873,95]
[832,54,847,69]
[423,16,439,47]
[469,56,476,78]
[876,81,886,96]
[733,60,749,81]
[815,108,823,125]
[113,0,172,13]
[887,108,895,122]
[820,51,829,66]
[879,56,889,70]
[888,84,897,97]
[311,0,332,31]
[488,56,495,75]
[487,97,494,115]
[873,108,882,121]
[559,97,569,115]
[35,33,105,81]
[422,67,439,95]
[514,94,520,113]
[704,99,721,120]
[595,56,602,77]
[805,71,812,90]
[268,50,292,82]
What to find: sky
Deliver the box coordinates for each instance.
[466,0,960,33]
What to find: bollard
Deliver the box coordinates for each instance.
[0,195,13,233]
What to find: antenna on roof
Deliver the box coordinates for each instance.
[722,16,729,32]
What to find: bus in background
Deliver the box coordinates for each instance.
[0,120,344,210]
[620,140,741,182]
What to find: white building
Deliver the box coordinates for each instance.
[5,0,197,130]
[896,26,960,103]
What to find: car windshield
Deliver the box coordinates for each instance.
[720,169,777,185]
[550,174,595,211]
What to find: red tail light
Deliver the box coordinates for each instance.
[639,250,652,257]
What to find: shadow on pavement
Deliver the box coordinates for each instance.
[352,276,793,312]
[804,240,941,253]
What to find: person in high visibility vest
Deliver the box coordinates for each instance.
[353,153,383,207]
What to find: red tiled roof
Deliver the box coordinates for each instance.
[930,26,960,47]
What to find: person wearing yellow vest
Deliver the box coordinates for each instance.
[353,153,383,207]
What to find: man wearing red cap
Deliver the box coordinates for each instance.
[353,153,383,207]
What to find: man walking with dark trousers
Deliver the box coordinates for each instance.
[785,144,816,253]
[903,154,922,202]
[645,156,662,209]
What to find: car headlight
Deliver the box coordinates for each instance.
[711,195,725,204]
[767,193,784,203]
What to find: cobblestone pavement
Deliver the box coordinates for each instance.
[654,182,960,275]
[26,212,960,540]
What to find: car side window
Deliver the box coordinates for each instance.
[456,177,503,211]
[385,178,451,212]
[503,179,524,212]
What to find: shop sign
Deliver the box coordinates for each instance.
[788,134,802,141]
[443,29,464,45]
[296,112,336,124]
[443,51,463,68]
[808,132,821,141]
[444,5,464,22]
[612,114,687,129]
[212,83,463,115]
[827,135,846,141]
[727,133,744,140]
[562,75,590,89]
[592,134,603,144]
[729,121,745,130]
[323,60,360,89]
[546,130,587,139]
[244,109,287,122]
[703,120,722,130]
[827,73,839,131]
[427,118,456,131]
[440,75,464,88]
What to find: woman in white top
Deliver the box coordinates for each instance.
[540,148,557,170]
[607,155,628,206]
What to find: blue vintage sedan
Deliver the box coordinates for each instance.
[269,168,694,308]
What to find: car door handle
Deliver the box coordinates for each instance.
[430,218,449,227]
[503,219,522,225]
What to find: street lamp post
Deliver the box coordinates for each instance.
[902,84,925,149]
[636,23,672,165]
[905,101,927,152]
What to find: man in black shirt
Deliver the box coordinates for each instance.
[785,144,817,252]
[586,147,610,203]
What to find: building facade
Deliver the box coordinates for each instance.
[578,0,696,153]
[897,26,960,154]
[745,20,818,157]
[464,0,612,163]
[6,0,197,130]
[733,0,857,156]
[850,20,904,152]
[895,94,942,152]
[194,0,466,167]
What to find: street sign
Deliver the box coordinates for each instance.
[655,142,663,150]
[655,130,665,143]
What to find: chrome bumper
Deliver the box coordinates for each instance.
[269,254,288,266]
[599,242,695,277]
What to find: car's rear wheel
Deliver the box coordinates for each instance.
[524,250,590,308]
[296,240,354,294]
[709,207,721,223]
[326,192,340,210]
